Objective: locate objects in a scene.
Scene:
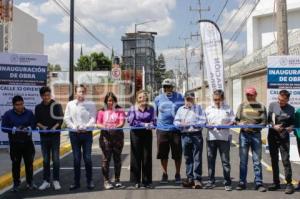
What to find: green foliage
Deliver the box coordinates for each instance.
[48,63,62,72]
[75,52,112,71]
[154,53,167,85]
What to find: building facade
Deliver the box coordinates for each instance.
[226,0,300,110]
[0,5,44,54]
[121,32,156,92]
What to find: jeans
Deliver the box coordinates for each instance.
[130,129,152,184]
[207,140,231,186]
[41,135,60,182]
[181,133,203,181]
[69,132,93,185]
[9,141,35,186]
[268,129,292,184]
[239,131,263,186]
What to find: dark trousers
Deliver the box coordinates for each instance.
[182,133,203,181]
[268,129,292,184]
[130,129,152,184]
[69,132,93,185]
[207,140,231,186]
[9,141,35,186]
[40,135,60,182]
[99,130,124,181]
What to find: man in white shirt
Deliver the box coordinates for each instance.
[205,89,235,191]
[64,84,96,190]
[174,92,206,189]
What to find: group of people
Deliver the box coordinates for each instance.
[1,79,300,195]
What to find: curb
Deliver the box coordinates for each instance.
[0,131,100,190]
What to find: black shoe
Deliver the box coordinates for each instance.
[26,183,37,190]
[69,184,80,190]
[285,184,294,194]
[160,173,168,184]
[175,173,181,184]
[11,184,20,193]
[87,181,95,190]
[143,184,154,189]
[256,184,267,192]
[268,184,281,191]
[295,182,300,191]
[204,182,216,189]
[236,183,246,191]
[182,179,194,188]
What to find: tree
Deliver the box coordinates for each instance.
[48,63,62,72]
[75,52,112,71]
[154,54,167,88]
[164,69,175,79]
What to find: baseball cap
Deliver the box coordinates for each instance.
[184,92,195,98]
[162,79,174,87]
[245,87,257,95]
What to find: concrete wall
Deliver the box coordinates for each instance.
[247,0,300,54]
[11,6,44,54]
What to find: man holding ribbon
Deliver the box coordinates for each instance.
[64,84,96,190]
[267,90,295,194]
[35,86,64,191]
[1,95,36,192]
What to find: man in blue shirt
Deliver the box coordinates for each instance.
[1,95,36,192]
[154,79,184,184]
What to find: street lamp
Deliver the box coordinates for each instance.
[133,19,157,101]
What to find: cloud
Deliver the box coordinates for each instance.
[41,0,176,37]
[126,17,174,37]
[16,2,47,24]
[57,16,116,35]
[219,1,257,33]
[223,38,246,60]
[45,42,110,69]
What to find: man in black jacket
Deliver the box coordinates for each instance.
[1,95,36,192]
[35,86,63,191]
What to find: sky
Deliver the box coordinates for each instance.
[14,0,257,76]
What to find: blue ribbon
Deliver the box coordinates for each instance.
[1,124,297,134]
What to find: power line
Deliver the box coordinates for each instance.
[224,0,261,54]
[215,0,229,23]
[51,0,115,54]
[221,0,249,33]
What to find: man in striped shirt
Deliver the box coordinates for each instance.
[235,87,267,192]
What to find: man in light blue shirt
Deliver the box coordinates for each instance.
[154,79,184,184]
[174,92,206,189]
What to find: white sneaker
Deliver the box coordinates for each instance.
[53,181,62,190]
[104,181,114,190]
[38,181,50,190]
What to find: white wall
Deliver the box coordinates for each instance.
[247,0,300,54]
[11,6,44,54]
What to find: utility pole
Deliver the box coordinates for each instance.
[276,0,289,55]
[69,0,75,101]
[179,37,190,92]
[175,57,184,93]
[190,0,210,105]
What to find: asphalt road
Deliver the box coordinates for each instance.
[0,129,299,199]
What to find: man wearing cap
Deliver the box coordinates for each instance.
[235,87,267,192]
[154,79,184,184]
[174,92,206,189]
[267,90,295,194]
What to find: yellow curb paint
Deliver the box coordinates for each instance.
[0,131,99,190]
